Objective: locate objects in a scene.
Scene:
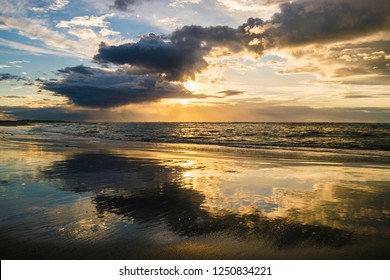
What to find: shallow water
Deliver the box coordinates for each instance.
[0,124,389,259]
[29,122,390,152]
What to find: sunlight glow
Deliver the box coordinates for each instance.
[178,99,191,105]
[183,80,198,92]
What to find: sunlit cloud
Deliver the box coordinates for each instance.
[183,80,198,92]
[217,0,278,12]
[67,28,98,40]
[56,14,113,28]
[30,0,69,12]
[169,0,202,8]
[0,38,76,57]
[0,0,30,16]
[0,16,89,57]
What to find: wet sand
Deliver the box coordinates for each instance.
[0,130,389,259]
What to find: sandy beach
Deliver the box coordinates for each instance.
[0,125,389,259]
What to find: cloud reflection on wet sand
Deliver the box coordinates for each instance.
[0,138,389,259]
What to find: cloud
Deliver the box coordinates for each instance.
[157,17,182,29]
[56,15,112,28]
[245,0,390,48]
[68,28,98,40]
[40,65,193,108]
[343,95,375,99]
[217,90,245,96]
[278,39,390,85]
[110,0,150,11]
[57,65,94,75]
[0,96,27,99]
[0,38,73,57]
[0,73,27,82]
[50,0,69,10]
[9,60,30,64]
[169,0,202,8]
[95,0,390,83]
[167,103,390,122]
[0,16,87,57]
[0,0,30,16]
[109,0,202,12]
[94,26,249,81]
[30,0,69,12]
[217,0,280,12]
[78,0,390,109]
[10,0,386,114]
[0,13,122,57]
[54,14,121,48]
[99,28,120,37]
[232,0,390,85]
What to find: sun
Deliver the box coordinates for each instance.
[178,99,191,105]
[183,80,197,92]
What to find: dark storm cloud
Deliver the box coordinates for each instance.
[41,0,390,109]
[41,66,192,108]
[95,0,389,83]
[245,0,390,47]
[0,73,27,82]
[94,28,248,81]
[58,65,93,75]
[169,25,246,52]
[110,0,150,11]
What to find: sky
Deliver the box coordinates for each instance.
[0,0,389,122]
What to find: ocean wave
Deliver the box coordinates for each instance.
[27,122,390,154]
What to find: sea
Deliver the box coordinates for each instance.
[1,122,390,259]
[29,122,390,152]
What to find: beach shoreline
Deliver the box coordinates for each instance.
[0,125,389,259]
